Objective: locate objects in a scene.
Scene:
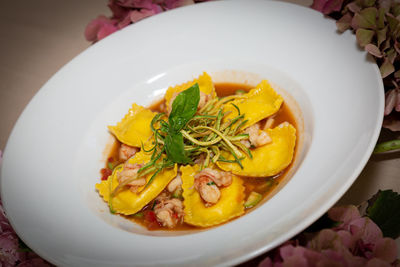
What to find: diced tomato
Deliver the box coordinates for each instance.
[144,210,157,223]
[100,168,112,180]
[107,157,114,163]
[144,210,161,230]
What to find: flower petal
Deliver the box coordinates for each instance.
[328,205,361,228]
[84,15,110,42]
[383,118,400,131]
[130,9,156,23]
[373,237,398,263]
[97,23,118,41]
[384,89,397,116]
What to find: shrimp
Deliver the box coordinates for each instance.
[242,122,272,148]
[195,168,232,187]
[167,174,182,193]
[154,194,184,228]
[128,178,146,193]
[263,115,275,130]
[119,144,139,162]
[194,168,232,206]
[194,176,221,206]
[117,163,145,192]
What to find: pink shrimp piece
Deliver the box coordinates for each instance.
[194,176,221,206]
[119,144,139,162]
[243,122,272,148]
[154,194,184,228]
[193,168,232,206]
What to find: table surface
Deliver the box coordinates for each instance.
[1,0,399,265]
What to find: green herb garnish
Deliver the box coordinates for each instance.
[110,82,251,198]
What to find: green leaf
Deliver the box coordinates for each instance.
[352,7,378,29]
[168,83,200,133]
[377,26,388,47]
[362,0,375,8]
[373,139,400,153]
[366,190,400,239]
[165,132,190,164]
[381,38,391,51]
[386,48,397,63]
[392,3,400,17]
[18,238,33,252]
[387,14,400,34]
[377,7,386,29]
[356,28,375,46]
[380,57,395,78]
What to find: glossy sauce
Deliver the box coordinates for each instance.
[103,83,298,231]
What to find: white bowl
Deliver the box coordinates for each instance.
[1,1,383,266]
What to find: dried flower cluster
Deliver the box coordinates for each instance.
[0,152,51,266]
[259,205,399,267]
[312,0,400,131]
[85,0,209,43]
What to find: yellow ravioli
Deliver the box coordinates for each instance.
[217,123,296,177]
[181,165,245,227]
[108,103,156,147]
[96,150,177,215]
[223,80,283,129]
[164,72,217,112]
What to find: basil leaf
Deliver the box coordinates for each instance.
[168,83,200,133]
[165,132,190,164]
[366,190,400,239]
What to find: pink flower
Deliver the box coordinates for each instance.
[129,8,159,23]
[311,0,345,15]
[0,197,51,266]
[84,15,118,42]
[258,205,398,267]
[162,0,195,9]
[0,231,26,267]
[328,205,361,227]
[85,0,209,43]
[116,0,155,9]
[373,238,398,263]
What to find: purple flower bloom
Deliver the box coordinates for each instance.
[84,15,118,42]
[258,205,399,267]
[85,0,211,42]
[310,0,345,15]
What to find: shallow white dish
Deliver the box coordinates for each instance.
[1,1,384,266]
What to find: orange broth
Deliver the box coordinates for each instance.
[102,83,298,231]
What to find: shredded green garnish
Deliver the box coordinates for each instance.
[140,83,250,172]
[107,162,114,170]
[109,83,251,201]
